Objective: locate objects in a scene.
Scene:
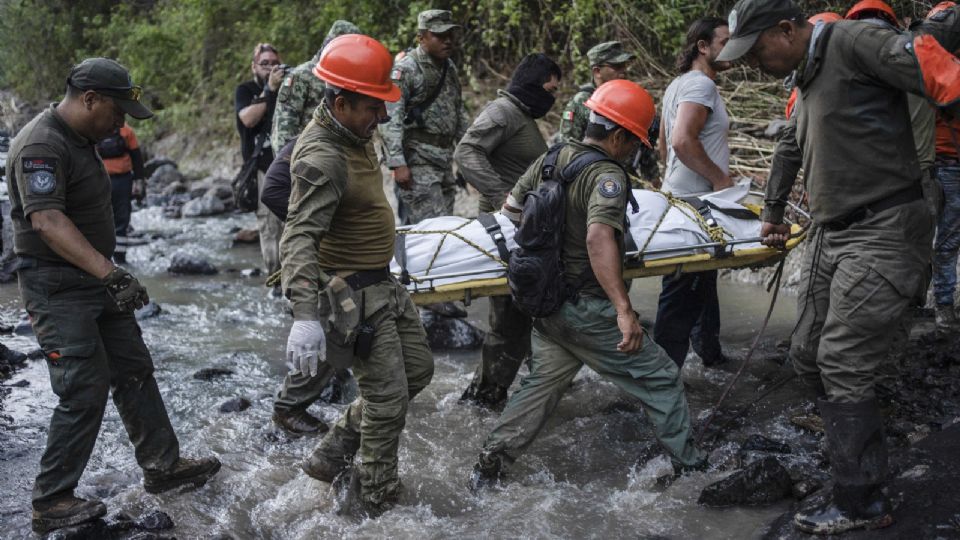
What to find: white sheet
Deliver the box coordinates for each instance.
[391,179,761,287]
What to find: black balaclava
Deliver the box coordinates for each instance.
[507,53,562,119]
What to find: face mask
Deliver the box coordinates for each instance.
[507,82,556,119]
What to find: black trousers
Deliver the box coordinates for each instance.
[653,270,722,367]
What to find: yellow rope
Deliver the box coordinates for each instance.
[632,190,732,263]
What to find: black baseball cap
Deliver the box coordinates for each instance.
[67,58,153,119]
[717,0,803,62]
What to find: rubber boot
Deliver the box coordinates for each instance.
[793,398,893,535]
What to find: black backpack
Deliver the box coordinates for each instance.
[96,129,127,159]
[508,143,631,318]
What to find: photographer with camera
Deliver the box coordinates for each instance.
[235,42,284,283]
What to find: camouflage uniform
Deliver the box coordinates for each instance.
[380,10,470,223]
[270,20,360,151]
[558,42,659,182]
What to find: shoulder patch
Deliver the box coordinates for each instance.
[563,110,575,121]
[284,75,294,88]
[22,157,58,195]
[597,175,623,198]
[391,68,403,81]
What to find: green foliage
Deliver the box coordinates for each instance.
[0,0,947,142]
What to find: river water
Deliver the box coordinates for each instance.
[0,206,809,539]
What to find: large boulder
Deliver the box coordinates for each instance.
[698,456,794,507]
[144,157,178,180]
[182,193,226,217]
[148,162,184,187]
[167,253,218,275]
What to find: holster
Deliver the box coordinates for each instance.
[322,272,389,369]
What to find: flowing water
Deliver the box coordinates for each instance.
[0,206,811,539]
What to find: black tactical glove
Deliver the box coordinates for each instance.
[102,266,150,312]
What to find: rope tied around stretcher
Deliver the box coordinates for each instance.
[633,190,731,263]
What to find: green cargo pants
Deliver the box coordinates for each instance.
[274,362,344,414]
[311,279,434,506]
[789,200,934,403]
[19,266,180,504]
[461,294,532,409]
[482,295,705,468]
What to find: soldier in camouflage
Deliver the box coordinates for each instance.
[270,20,360,151]
[380,9,470,224]
[559,41,661,184]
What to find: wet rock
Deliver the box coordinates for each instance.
[219,397,252,413]
[240,268,262,278]
[698,456,793,507]
[0,321,12,333]
[45,519,109,539]
[161,181,188,197]
[207,183,233,201]
[14,317,33,336]
[134,301,162,321]
[144,159,180,183]
[161,205,181,219]
[193,367,235,380]
[741,434,791,455]
[419,309,485,350]
[28,348,45,360]
[233,228,259,244]
[135,509,174,530]
[6,379,28,387]
[0,342,27,365]
[791,477,822,500]
[167,254,218,275]
[182,193,226,217]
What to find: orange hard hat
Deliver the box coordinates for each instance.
[808,11,842,24]
[313,34,401,102]
[845,0,899,26]
[928,1,956,18]
[584,80,655,146]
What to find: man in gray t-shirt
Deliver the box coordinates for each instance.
[660,70,731,194]
[654,16,734,368]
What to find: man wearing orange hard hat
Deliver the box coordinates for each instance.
[279,34,434,517]
[470,79,707,490]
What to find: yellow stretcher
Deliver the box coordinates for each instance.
[404,223,806,305]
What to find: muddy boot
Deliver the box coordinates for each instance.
[302,451,350,483]
[468,451,507,493]
[143,456,221,494]
[793,399,893,535]
[32,495,107,534]
[935,304,960,332]
[273,409,328,435]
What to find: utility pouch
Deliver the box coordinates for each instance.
[324,276,360,369]
[353,290,375,361]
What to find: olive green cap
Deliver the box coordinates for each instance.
[717,0,803,62]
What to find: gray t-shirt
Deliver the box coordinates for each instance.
[661,70,730,195]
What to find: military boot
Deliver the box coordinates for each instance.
[935,304,960,332]
[793,398,893,535]
[143,456,221,494]
[272,409,329,435]
[302,451,350,483]
[32,495,107,534]
[468,451,507,493]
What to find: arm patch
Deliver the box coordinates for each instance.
[22,157,58,195]
[597,175,623,198]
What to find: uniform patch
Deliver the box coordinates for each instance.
[563,110,574,121]
[284,75,294,87]
[597,176,622,198]
[391,68,402,81]
[22,157,58,195]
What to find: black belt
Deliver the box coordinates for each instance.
[329,267,392,291]
[15,256,77,271]
[822,185,922,231]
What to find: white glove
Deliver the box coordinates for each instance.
[286,320,326,377]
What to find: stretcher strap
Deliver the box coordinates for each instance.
[394,232,411,285]
[476,213,511,262]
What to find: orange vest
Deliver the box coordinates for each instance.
[101,124,139,176]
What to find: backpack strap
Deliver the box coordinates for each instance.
[539,142,565,182]
[477,213,511,263]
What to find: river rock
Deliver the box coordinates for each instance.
[161,181,188,197]
[698,456,794,507]
[207,182,233,201]
[193,367,235,380]
[741,435,791,455]
[0,342,27,365]
[182,193,226,217]
[419,309,485,350]
[6,379,28,387]
[167,254,218,275]
[135,301,162,320]
[135,510,174,530]
[14,317,32,336]
[144,158,179,182]
[219,397,252,413]
[233,228,259,244]
[188,180,211,199]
